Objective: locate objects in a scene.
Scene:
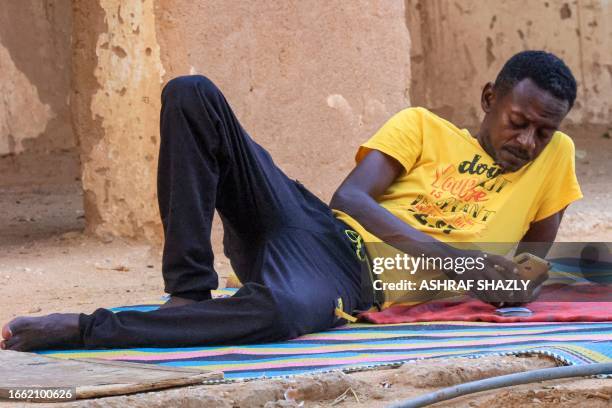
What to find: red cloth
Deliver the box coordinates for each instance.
[359,284,612,324]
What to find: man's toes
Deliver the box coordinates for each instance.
[1,334,18,350]
[1,323,12,340]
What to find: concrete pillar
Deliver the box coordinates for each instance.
[73,0,164,242]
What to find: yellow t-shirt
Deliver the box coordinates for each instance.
[333,107,583,307]
[335,107,582,245]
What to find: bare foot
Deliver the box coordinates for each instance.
[158,295,197,309]
[1,313,81,351]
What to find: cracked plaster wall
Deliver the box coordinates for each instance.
[0,0,73,156]
[407,0,611,130]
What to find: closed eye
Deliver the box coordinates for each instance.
[510,119,528,129]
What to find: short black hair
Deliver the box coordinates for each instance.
[494,50,577,109]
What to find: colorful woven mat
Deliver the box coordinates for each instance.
[40,287,612,380]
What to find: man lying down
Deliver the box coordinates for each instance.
[1,51,581,351]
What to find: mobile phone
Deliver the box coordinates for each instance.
[495,306,533,317]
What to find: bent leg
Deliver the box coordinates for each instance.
[157,75,224,300]
[158,75,335,297]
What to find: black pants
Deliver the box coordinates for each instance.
[78,75,370,348]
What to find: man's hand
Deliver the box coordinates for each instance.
[452,252,544,306]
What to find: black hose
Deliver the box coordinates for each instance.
[388,362,612,408]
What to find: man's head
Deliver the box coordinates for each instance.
[477,50,577,173]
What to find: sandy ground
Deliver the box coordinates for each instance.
[0,130,610,406]
[3,355,612,407]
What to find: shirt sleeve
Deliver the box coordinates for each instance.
[355,107,424,171]
[533,133,583,222]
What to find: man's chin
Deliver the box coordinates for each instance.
[496,159,525,174]
[495,152,530,173]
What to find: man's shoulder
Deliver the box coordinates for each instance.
[397,106,442,121]
[545,130,576,158]
[530,131,577,177]
[554,130,574,147]
[391,106,428,121]
[395,107,462,132]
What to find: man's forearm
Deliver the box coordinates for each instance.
[331,189,463,260]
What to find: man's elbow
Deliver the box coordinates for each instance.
[330,188,367,215]
[330,189,350,212]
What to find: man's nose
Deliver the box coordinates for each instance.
[516,128,536,157]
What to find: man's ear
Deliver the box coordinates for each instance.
[481,82,495,113]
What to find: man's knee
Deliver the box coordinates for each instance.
[161,75,220,104]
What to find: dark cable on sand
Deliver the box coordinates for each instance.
[388,362,612,408]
